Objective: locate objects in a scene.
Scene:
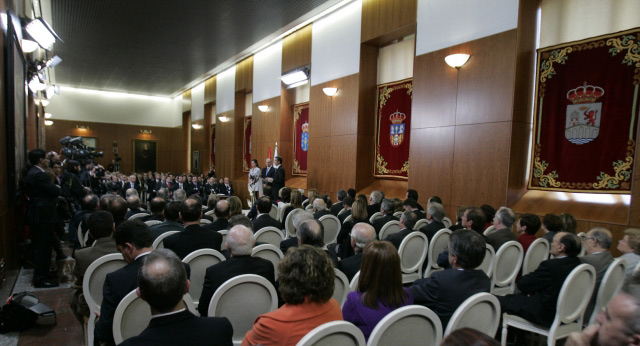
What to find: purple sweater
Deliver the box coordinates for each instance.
[341,288,414,339]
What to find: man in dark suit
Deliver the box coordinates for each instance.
[121,249,232,346]
[270,156,285,201]
[486,206,518,251]
[198,225,275,316]
[280,211,315,254]
[406,189,424,211]
[125,195,149,219]
[330,190,347,216]
[580,228,614,324]
[385,211,418,250]
[403,198,427,220]
[69,194,100,250]
[338,223,376,281]
[418,202,447,242]
[149,201,183,240]
[163,197,222,259]
[498,232,582,327]
[411,229,491,328]
[141,197,166,222]
[338,196,355,224]
[261,157,275,188]
[26,149,62,288]
[366,190,384,219]
[203,199,230,233]
[372,199,398,237]
[125,174,142,196]
[221,177,234,196]
[252,196,283,232]
[312,198,332,220]
[203,177,216,198]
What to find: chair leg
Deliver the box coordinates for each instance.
[501,320,508,346]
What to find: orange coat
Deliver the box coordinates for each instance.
[242,298,343,346]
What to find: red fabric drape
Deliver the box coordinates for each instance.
[529,29,640,193]
[374,79,412,179]
[293,103,309,175]
[243,117,252,172]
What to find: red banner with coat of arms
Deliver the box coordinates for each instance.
[242,117,252,172]
[293,103,309,175]
[529,28,640,193]
[375,79,412,179]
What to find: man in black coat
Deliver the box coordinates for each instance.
[418,202,447,242]
[163,197,222,259]
[312,198,332,220]
[403,198,427,220]
[338,223,376,281]
[330,190,347,216]
[198,225,275,316]
[371,199,398,238]
[261,157,275,188]
[120,249,231,346]
[270,156,285,201]
[385,211,418,250]
[338,196,355,224]
[203,199,231,233]
[410,229,491,328]
[486,206,518,251]
[26,149,62,288]
[252,196,283,233]
[366,190,384,219]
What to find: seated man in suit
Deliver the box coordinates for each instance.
[406,189,424,211]
[121,249,232,346]
[109,197,129,228]
[371,199,398,237]
[338,196,355,224]
[252,196,283,233]
[330,190,346,216]
[221,177,234,196]
[436,206,489,270]
[418,202,447,242]
[280,211,315,254]
[172,189,187,202]
[296,219,339,267]
[411,229,491,327]
[338,223,376,281]
[203,199,230,232]
[69,211,118,323]
[384,211,418,250]
[497,232,582,327]
[581,227,614,324]
[403,198,427,220]
[366,190,384,219]
[516,213,541,254]
[198,225,275,316]
[141,197,166,222]
[163,197,222,259]
[312,198,332,220]
[149,201,183,240]
[247,186,274,221]
[486,206,518,251]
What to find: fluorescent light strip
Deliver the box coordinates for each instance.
[26,18,55,49]
[287,80,308,89]
[281,70,308,85]
[59,85,172,101]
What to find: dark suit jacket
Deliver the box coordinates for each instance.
[280,237,298,254]
[203,218,229,233]
[26,166,61,211]
[498,256,581,327]
[313,209,332,220]
[413,209,427,220]
[330,201,344,216]
[253,214,283,232]
[338,210,352,224]
[372,214,399,237]
[141,214,164,223]
[411,268,491,328]
[418,220,446,243]
[261,166,276,180]
[221,183,233,196]
[123,181,141,196]
[272,166,285,199]
[149,220,184,240]
[367,203,381,219]
[338,252,362,282]
[163,224,222,259]
[198,256,275,316]
[581,251,614,322]
[126,209,149,220]
[385,228,413,250]
[486,228,518,251]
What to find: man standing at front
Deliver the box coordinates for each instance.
[271,156,285,201]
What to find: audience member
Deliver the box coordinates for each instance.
[371,199,398,237]
[338,196,355,224]
[406,189,423,211]
[163,198,222,259]
[203,199,230,232]
[173,189,187,202]
[330,190,347,215]
[227,196,243,216]
[141,197,166,222]
[338,223,376,281]
[440,328,499,346]
[149,201,183,240]
[516,213,541,254]
[618,228,640,277]
[109,197,128,227]
[480,204,496,230]
[581,227,614,323]
[282,189,303,225]
[448,206,467,232]
[228,214,254,231]
[295,219,339,266]
[335,199,369,259]
[403,198,426,220]
[252,196,283,232]
[280,211,315,253]
[385,211,418,250]
[125,195,148,219]
[70,194,100,249]
[541,213,563,244]
[486,207,517,251]
[312,198,331,219]
[559,213,577,234]
[418,202,446,242]
[367,191,384,218]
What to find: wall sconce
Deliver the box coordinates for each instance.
[219,116,230,122]
[44,113,52,118]
[21,39,38,53]
[323,87,338,96]
[44,120,53,126]
[444,54,471,69]
[258,105,269,112]
[38,99,49,106]
[192,124,203,129]
[23,17,62,50]
[140,129,152,134]
[76,125,89,130]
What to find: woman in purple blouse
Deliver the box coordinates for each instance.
[342,241,413,339]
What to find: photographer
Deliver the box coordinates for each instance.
[60,160,87,214]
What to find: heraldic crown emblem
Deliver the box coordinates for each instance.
[564,82,604,145]
[301,122,309,152]
[389,110,406,147]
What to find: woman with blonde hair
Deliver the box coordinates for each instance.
[335,199,369,259]
[227,196,243,216]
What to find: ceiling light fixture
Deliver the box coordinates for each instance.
[258,105,269,112]
[322,87,338,96]
[192,124,202,129]
[288,80,309,89]
[444,54,471,69]
[21,39,38,53]
[281,67,309,87]
[44,120,53,126]
[44,113,52,118]
[24,17,61,50]
[219,116,230,122]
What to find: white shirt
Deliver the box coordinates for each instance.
[151,308,186,319]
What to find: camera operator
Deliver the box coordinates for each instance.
[60,160,87,214]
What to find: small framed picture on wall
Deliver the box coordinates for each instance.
[192,151,200,173]
[133,139,158,173]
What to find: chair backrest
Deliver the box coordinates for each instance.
[205,210,215,216]
[349,271,360,292]
[152,230,181,249]
[208,274,278,344]
[333,268,350,308]
[84,225,91,247]
[252,244,284,278]
[367,305,443,346]
[77,220,84,247]
[278,203,290,222]
[296,321,365,346]
[319,215,341,245]
[269,204,278,220]
[378,221,401,240]
[182,249,226,304]
[343,215,353,224]
[588,258,627,325]
[302,199,309,207]
[305,204,314,211]
[285,208,303,238]
[444,292,501,337]
[393,211,403,218]
[522,238,550,276]
[635,260,640,276]
[442,217,452,229]
[83,253,127,314]
[112,290,197,344]
[552,264,596,329]
[338,208,347,216]
[128,212,148,220]
[255,226,285,247]
[424,229,451,278]
[144,220,162,227]
[369,212,383,224]
[490,241,524,295]
[200,218,212,224]
[476,244,496,278]
[413,218,428,231]
[577,232,587,257]
[483,225,496,236]
[398,232,429,276]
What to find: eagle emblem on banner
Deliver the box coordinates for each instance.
[389,110,406,147]
[565,83,604,145]
[301,122,309,152]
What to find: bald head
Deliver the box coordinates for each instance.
[313,198,327,211]
[297,219,324,247]
[126,188,138,198]
[138,249,187,314]
[226,225,255,256]
[351,223,376,251]
[215,199,230,219]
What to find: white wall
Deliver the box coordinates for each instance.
[311,0,362,86]
[245,92,253,116]
[216,66,236,114]
[47,86,180,127]
[378,36,415,85]
[295,82,310,104]
[415,0,519,56]
[191,82,205,121]
[253,41,283,103]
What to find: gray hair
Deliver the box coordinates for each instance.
[381,199,395,215]
[313,198,327,211]
[228,214,253,231]
[495,207,516,229]
[157,188,169,200]
[226,225,255,256]
[427,202,446,222]
[351,223,376,250]
[138,249,186,313]
[370,191,383,204]
[125,188,138,198]
[293,211,314,231]
[297,219,324,247]
[589,227,613,249]
[173,189,187,202]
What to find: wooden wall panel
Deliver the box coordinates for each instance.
[307,136,331,193]
[203,103,214,171]
[279,87,293,179]
[204,76,216,104]
[234,93,246,178]
[331,74,359,137]
[309,84,332,138]
[408,126,455,206]
[190,125,204,174]
[507,121,532,205]
[236,57,254,92]
[361,0,417,43]
[355,44,378,191]
[282,24,312,73]
[182,112,191,172]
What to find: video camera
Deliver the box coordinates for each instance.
[59,136,104,165]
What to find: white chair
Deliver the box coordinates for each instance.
[587,258,627,325]
[398,232,429,283]
[205,210,215,216]
[152,230,180,249]
[200,218,212,224]
[207,274,278,346]
[144,220,162,227]
[333,268,350,307]
[285,208,303,238]
[413,218,428,231]
[378,221,401,240]
[393,211,403,218]
[501,264,597,346]
[367,305,442,346]
[483,225,496,236]
[444,292,501,337]
[128,212,148,220]
[349,271,360,292]
[255,226,285,247]
[577,232,587,257]
[319,214,341,245]
[76,220,84,248]
[218,230,228,246]
[269,204,279,220]
[305,204,314,211]
[522,238,550,276]
[83,226,91,248]
[490,241,524,296]
[277,203,290,222]
[369,212,382,224]
[112,289,197,344]
[252,244,284,278]
[476,244,496,278]
[338,208,347,216]
[343,215,353,224]
[83,253,127,346]
[182,249,226,306]
[442,217,452,229]
[302,199,309,207]
[297,321,365,346]
[424,229,451,278]
[635,260,640,275]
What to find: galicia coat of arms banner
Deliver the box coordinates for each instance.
[242,117,252,172]
[529,28,640,193]
[375,79,412,179]
[293,102,309,175]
